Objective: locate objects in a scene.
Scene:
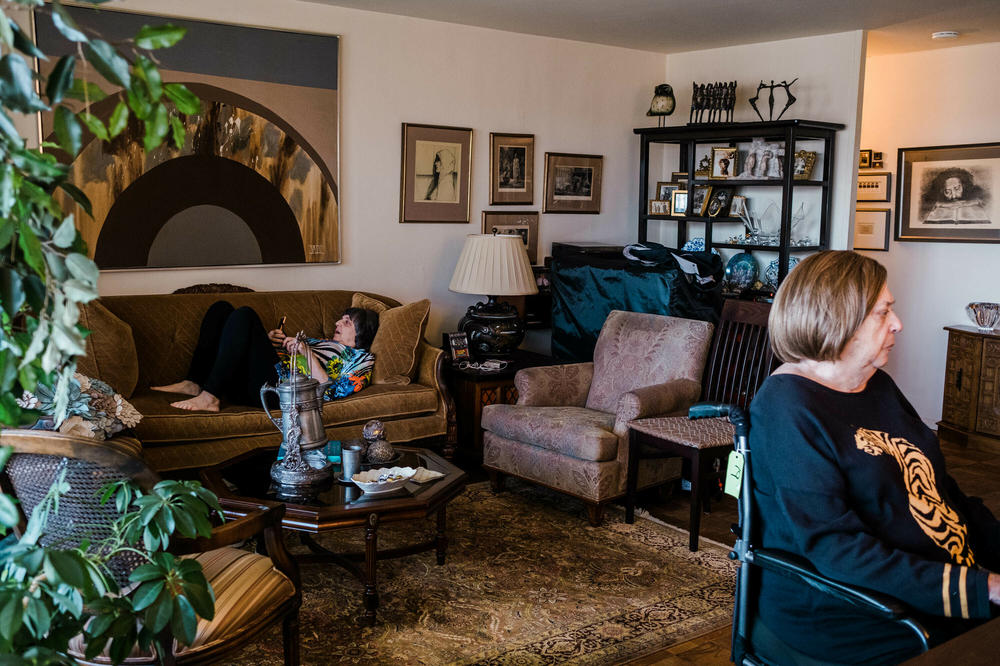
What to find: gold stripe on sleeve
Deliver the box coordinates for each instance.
[942,563,952,617]
[958,566,969,619]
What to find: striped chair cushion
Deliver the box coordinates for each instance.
[69,547,295,663]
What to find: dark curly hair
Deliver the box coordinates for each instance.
[920,167,985,217]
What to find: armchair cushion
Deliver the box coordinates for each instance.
[586,310,713,413]
[481,405,617,461]
[514,362,594,407]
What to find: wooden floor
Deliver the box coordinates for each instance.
[623,439,1000,665]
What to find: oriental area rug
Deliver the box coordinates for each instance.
[236,481,737,665]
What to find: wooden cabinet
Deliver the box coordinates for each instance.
[633,119,843,290]
[939,325,1000,452]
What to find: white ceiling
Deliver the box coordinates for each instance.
[307,0,1000,55]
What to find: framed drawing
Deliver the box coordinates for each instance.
[543,152,603,214]
[489,133,534,205]
[400,123,473,223]
[710,147,738,179]
[671,190,688,216]
[854,208,890,251]
[482,211,539,264]
[35,5,343,269]
[857,172,891,202]
[895,142,1000,243]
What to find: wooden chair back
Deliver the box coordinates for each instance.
[700,299,777,409]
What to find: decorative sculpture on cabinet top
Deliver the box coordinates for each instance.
[749,78,799,122]
[647,83,676,127]
[689,80,737,125]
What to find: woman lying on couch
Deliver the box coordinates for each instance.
[152,301,380,412]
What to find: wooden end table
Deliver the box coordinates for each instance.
[200,446,467,626]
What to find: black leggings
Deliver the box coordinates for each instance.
[186,301,279,406]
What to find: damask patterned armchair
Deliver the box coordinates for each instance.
[481,310,714,525]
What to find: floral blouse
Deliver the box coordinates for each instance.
[275,338,375,400]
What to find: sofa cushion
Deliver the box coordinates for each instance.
[586,310,713,413]
[130,383,440,444]
[354,296,430,385]
[351,292,389,315]
[481,404,617,462]
[77,301,139,398]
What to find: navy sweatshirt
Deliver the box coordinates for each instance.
[749,370,998,663]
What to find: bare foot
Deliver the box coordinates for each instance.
[171,391,220,412]
[151,380,200,396]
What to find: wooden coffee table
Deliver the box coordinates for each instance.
[200,446,467,626]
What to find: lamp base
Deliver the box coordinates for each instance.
[458,296,525,357]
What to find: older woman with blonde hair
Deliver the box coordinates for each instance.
[749,250,1000,663]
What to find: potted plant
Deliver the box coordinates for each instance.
[0,2,217,663]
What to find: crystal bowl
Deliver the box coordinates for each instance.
[967,302,1000,331]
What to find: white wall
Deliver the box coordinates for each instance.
[659,32,866,255]
[90,0,664,340]
[860,42,1000,424]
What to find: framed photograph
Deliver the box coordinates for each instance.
[400,123,472,223]
[648,199,670,215]
[443,331,471,362]
[543,152,603,214]
[793,151,818,180]
[873,151,884,169]
[690,184,713,216]
[657,181,682,202]
[857,171,892,202]
[710,147,738,179]
[854,208,890,251]
[706,188,733,217]
[729,194,748,219]
[671,190,688,216]
[489,133,534,205]
[671,171,689,182]
[737,138,784,179]
[896,142,1000,243]
[859,149,873,169]
[482,211,539,264]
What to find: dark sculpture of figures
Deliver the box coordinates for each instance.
[688,80,737,124]
[749,78,799,122]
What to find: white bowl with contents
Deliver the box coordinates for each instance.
[351,466,416,494]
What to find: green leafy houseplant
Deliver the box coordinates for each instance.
[0,0,201,428]
[0,446,225,665]
[0,2,217,663]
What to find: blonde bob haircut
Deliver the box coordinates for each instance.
[769,250,887,363]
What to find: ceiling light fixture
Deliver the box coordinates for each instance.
[931,31,960,40]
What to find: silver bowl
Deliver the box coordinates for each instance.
[966,302,1000,331]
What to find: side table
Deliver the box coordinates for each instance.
[444,349,558,464]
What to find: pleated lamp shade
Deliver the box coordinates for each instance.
[449,234,538,296]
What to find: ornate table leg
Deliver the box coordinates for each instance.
[362,513,379,626]
[436,506,448,565]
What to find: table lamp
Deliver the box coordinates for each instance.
[449,233,538,357]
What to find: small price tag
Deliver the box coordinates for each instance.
[724,451,745,498]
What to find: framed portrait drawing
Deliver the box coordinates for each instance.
[710,147,738,179]
[489,133,534,205]
[857,172,891,202]
[400,123,473,223]
[854,208,890,251]
[895,142,1000,243]
[543,152,603,214]
[671,190,688,215]
[482,211,539,264]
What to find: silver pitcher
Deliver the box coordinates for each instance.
[260,374,329,452]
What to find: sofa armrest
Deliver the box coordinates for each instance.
[515,362,594,407]
[615,378,703,426]
[415,340,444,387]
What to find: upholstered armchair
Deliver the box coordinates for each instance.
[481,310,714,525]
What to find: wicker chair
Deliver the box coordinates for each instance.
[0,430,301,665]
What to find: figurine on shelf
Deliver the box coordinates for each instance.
[689,80,737,124]
[749,78,799,122]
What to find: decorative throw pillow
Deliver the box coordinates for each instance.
[77,301,139,398]
[352,294,430,385]
[21,372,142,440]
